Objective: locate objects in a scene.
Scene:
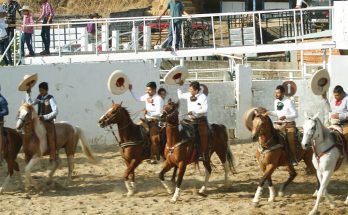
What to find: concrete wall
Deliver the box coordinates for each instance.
[0,61,159,144]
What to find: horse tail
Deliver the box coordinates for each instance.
[75,126,97,164]
[223,126,236,174]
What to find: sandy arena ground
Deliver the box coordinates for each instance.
[0,142,347,215]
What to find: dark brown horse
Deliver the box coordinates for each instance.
[16,103,96,190]
[98,101,151,197]
[0,128,22,194]
[159,100,235,202]
[250,107,317,206]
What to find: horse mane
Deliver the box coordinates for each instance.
[314,117,327,141]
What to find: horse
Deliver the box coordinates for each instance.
[250,107,317,206]
[98,101,152,197]
[159,100,235,202]
[16,103,96,190]
[0,127,23,194]
[302,113,348,215]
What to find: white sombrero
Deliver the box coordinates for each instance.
[164,65,189,85]
[243,107,258,132]
[310,69,330,95]
[17,73,38,91]
[19,5,33,12]
[107,70,130,95]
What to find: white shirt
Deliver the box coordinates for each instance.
[0,6,8,39]
[177,87,208,118]
[268,98,298,122]
[296,0,309,7]
[323,93,348,123]
[26,92,58,121]
[131,91,164,119]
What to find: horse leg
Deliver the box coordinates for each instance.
[14,161,23,190]
[309,169,335,215]
[171,166,177,187]
[278,164,297,197]
[24,155,41,191]
[47,156,61,185]
[345,194,348,205]
[267,177,276,202]
[253,164,276,205]
[124,159,141,197]
[159,160,174,194]
[64,155,74,186]
[199,160,212,194]
[171,161,187,203]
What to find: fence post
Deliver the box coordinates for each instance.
[131,25,139,51]
[81,28,88,52]
[102,23,109,51]
[143,26,151,51]
[112,30,120,51]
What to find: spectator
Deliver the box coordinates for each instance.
[0,5,12,66]
[20,5,35,57]
[37,0,54,55]
[3,0,21,43]
[157,0,190,51]
[158,87,167,101]
[87,13,101,44]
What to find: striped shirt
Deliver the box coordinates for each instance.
[40,1,54,19]
[21,14,34,33]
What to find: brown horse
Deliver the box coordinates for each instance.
[159,100,235,202]
[16,103,96,190]
[250,107,318,206]
[0,127,23,194]
[98,101,152,197]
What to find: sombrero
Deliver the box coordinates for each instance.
[19,5,33,12]
[164,65,189,85]
[17,73,38,91]
[243,107,258,132]
[310,69,330,95]
[107,70,130,95]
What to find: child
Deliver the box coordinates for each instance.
[20,5,35,57]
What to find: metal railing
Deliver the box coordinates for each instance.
[0,6,334,65]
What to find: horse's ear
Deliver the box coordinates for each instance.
[313,112,320,120]
[261,111,268,117]
[111,100,115,105]
[304,112,309,119]
[120,101,123,106]
[254,110,259,116]
[167,98,172,104]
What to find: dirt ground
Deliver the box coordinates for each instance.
[0,142,347,215]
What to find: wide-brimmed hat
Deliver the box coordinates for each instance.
[164,65,189,85]
[90,13,102,19]
[310,69,330,95]
[107,70,130,95]
[18,73,38,91]
[243,107,258,132]
[19,5,33,12]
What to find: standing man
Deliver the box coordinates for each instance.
[267,85,299,164]
[158,87,167,102]
[3,0,21,43]
[177,81,208,162]
[26,82,58,165]
[0,84,9,165]
[157,0,190,51]
[322,85,348,143]
[0,5,12,66]
[129,82,164,163]
[37,0,54,55]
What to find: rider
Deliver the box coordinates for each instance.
[177,80,208,162]
[322,85,348,143]
[26,82,58,165]
[129,81,164,163]
[267,85,299,164]
[0,84,9,165]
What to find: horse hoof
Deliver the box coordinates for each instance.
[167,189,174,195]
[308,210,318,215]
[127,191,135,197]
[268,197,275,202]
[329,204,336,209]
[170,197,178,203]
[252,201,259,207]
[312,190,318,197]
[345,199,348,205]
[278,191,284,197]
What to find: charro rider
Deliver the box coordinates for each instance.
[129,81,164,163]
[25,80,58,166]
[322,85,348,143]
[177,80,208,162]
[267,85,299,165]
[0,84,9,165]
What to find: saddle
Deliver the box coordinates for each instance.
[329,128,348,156]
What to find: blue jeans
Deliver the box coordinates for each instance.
[41,18,51,52]
[167,21,182,49]
[0,37,13,66]
[21,33,35,56]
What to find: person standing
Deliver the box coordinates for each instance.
[37,0,54,55]
[26,82,58,165]
[3,0,21,43]
[0,5,12,66]
[157,0,190,51]
[20,5,35,57]
[0,84,9,165]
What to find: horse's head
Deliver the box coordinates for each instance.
[16,103,34,130]
[302,113,320,150]
[98,101,127,128]
[160,99,179,125]
[251,107,271,141]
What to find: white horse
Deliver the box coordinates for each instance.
[302,113,348,215]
